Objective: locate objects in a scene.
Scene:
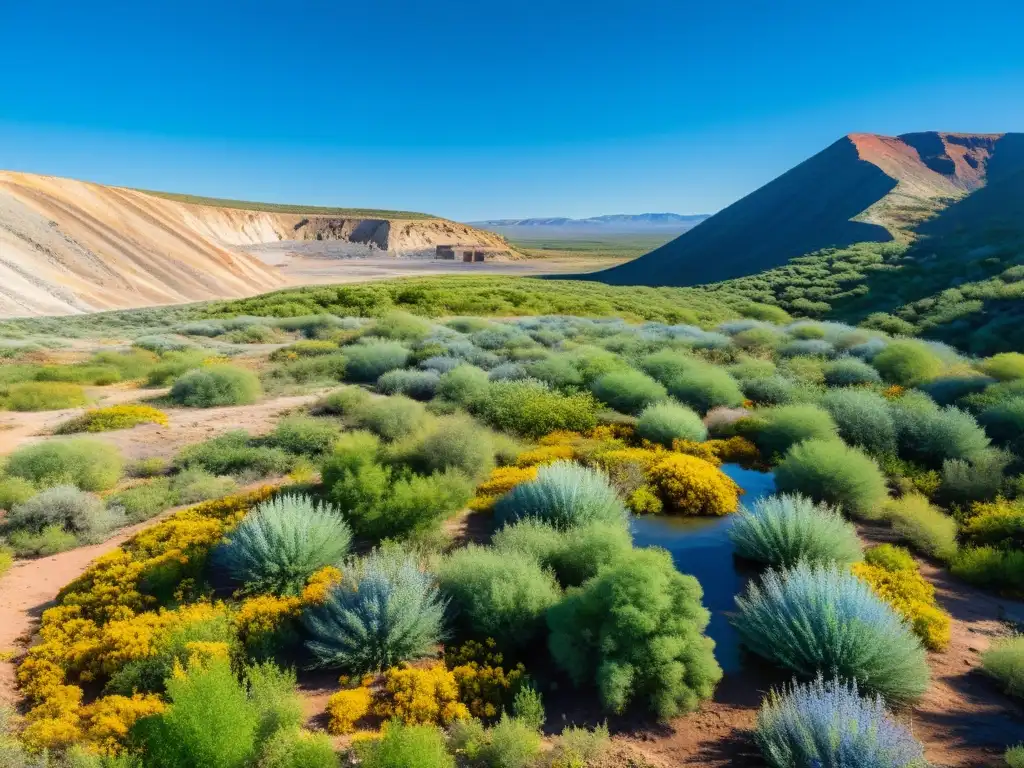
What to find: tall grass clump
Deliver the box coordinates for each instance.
[635,402,707,447]
[871,340,944,386]
[494,460,627,530]
[4,438,123,491]
[303,551,444,673]
[749,404,838,458]
[891,397,990,468]
[981,635,1024,699]
[819,388,897,457]
[547,547,722,717]
[342,341,409,382]
[145,349,214,386]
[357,722,454,768]
[219,495,352,596]
[0,382,87,411]
[755,676,926,768]
[170,365,262,407]
[729,494,862,568]
[590,369,667,415]
[733,563,929,703]
[436,546,561,652]
[774,439,887,519]
[883,494,958,561]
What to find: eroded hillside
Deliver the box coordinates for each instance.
[0,172,508,317]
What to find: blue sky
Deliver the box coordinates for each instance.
[1,1,1022,220]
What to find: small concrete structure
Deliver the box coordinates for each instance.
[435,244,505,262]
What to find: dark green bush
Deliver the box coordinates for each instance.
[980,397,1024,455]
[774,439,888,519]
[547,547,722,717]
[170,365,262,407]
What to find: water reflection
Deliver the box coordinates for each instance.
[629,464,775,674]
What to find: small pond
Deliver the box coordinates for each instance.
[629,464,775,674]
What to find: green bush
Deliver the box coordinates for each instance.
[729,494,862,569]
[343,341,410,382]
[4,438,123,491]
[303,551,444,672]
[170,365,262,407]
[437,546,561,652]
[133,658,259,768]
[951,547,1024,595]
[402,414,494,480]
[437,364,490,406]
[263,354,348,388]
[733,563,929,703]
[884,494,958,562]
[511,686,545,732]
[370,311,435,342]
[919,374,994,406]
[353,396,430,441]
[219,495,352,596]
[774,439,887,519]
[569,345,631,383]
[315,385,372,416]
[175,431,292,478]
[494,460,627,531]
[750,404,838,458]
[145,349,213,386]
[663,365,746,413]
[547,547,722,717]
[741,375,804,407]
[547,724,610,767]
[0,381,88,411]
[475,379,599,438]
[822,357,882,387]
[268,340,339,361]
[476,715,542,768]
[525,355,584,390]
[265,415,341,456]
[871,340,944,386]
[819,388,897,457]
[981,635,1024,699]
[376,369,440,401]
[357,722,454,768]
[8,524,80,557]
[258,728,339,768]
[891,398,990,468]
[108,478,179,523]
[635,402,707,447]
[940,449,1011,506]
[1008,744,1024,768]
[980,352,1024,381]
[0,476,35,510]
[91,348,159,379]
[494,519,634,588]
[590,370,668,415]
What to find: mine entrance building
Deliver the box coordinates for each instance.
[435,244,505,262]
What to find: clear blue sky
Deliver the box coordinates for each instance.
[1,0,1022,220]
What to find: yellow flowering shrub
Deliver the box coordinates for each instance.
[627,485,662,515]
[961,498,1024,549]
[300,565,344,604]
[444,639,524,721]
[57,404,169,434]
[469,466,539,512]
[669,440,722,465]
[515,444,575,467]
[883,385,906,399]
[326,686,373,735]
[17,488,275,752]
[852,561,951,651]
[538,430,582,445]
[374,664,469,725]
[585,424,634,442]
[80,693,166,755]
[646,454,741,516]
[709,436,761,467]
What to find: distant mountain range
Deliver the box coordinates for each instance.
[470,213,710,237]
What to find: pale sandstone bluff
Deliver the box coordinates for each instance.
[0,172,508,317]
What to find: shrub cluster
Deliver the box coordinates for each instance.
[170,365,262,407]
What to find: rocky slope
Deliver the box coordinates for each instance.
[591,132,1022,287]
[0,172,507,317]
